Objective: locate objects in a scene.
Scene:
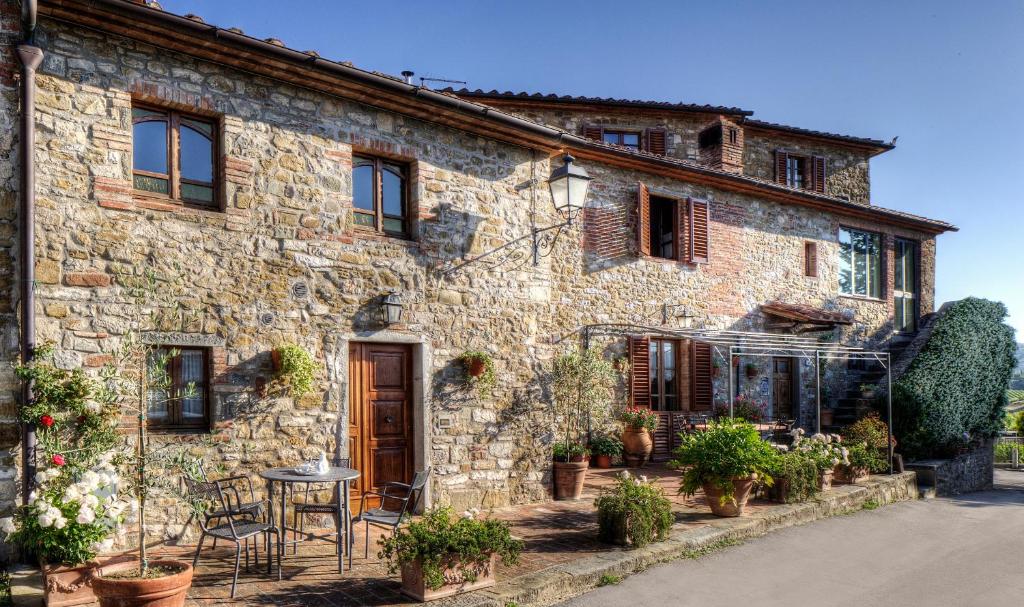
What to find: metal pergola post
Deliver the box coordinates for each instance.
[728,345,735,418]
[815,350,822,434]
[886,352,894,475]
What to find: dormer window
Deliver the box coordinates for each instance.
[601,130,640,150]
[775,150,827,193]
[786,156,806,189]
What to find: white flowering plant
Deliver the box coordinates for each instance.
[1,454,132,566]
[790,429,848,473]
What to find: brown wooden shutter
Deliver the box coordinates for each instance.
[775,150,788,185]
[804,241,818,277]
[583,124,604,141]
[676,197,689,263]
[651,413,672,462]
[812,156,827,193]
[687,198,710,264]
[637,183,651,256]
[644,128,668,155]
[629,335,651,408]
[690,341,713,411]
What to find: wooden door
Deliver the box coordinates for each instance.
[771,357,795,420]
[349,343,414,511]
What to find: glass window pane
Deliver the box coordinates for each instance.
[133,120,168,175]
[622,133,639,148]
[853,231,868,296]
[146,349,170,419]
[662,342,676,397]
[133,107,165,121]
[838,229,853,294]
[133,174,168,195]
[602,132,619,145]
[382,166,404,218]
[181,117,213,138]
[868,233,881,298]
[353,211,375,227]
[382,217,404,234]
[180,124,213,183]
[649,341,659,401]
[905,244,916,293]
[894,242,905,291]
[179,350,205,419]
[353,163,374,211]
[181,183,214,204]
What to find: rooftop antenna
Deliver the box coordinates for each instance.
[418,75,467,89]
[400,70,415,84]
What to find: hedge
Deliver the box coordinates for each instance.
[893,298,1017,459]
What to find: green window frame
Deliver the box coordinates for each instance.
[352,155,409,236]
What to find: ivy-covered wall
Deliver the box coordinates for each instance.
[893,298,1017,458]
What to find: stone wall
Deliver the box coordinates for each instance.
[906,440,995,496]
[0,15,941,543]
[744,131,873,203]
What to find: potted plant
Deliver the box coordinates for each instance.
[789,429,844,490]
[459,351,496,396]
[619,407,658,468]
[550,347,616,500]
[744,362,759,379]
[859,383,878,399]
[595,471,673,548]
[3,345,125,607]
[379,506,523,602]
[272,343,318,397]
[820,406,835,428]
[589,436,622,469]
[767,449,819,504]
[834,442,881,484]
[670,419,777,517]
[842,413,894,473]
[731,394,767,423]
[711,359,722,378]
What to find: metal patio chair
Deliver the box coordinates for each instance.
[185,465,264,550]
[290,456,352,554]
[191,476,279,598]
[354,468,431,559]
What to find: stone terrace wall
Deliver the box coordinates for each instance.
[906,440,995,496]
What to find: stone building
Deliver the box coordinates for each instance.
[0,0,955,536]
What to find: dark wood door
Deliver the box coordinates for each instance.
[349,343,414,511]
[772,357,795,420]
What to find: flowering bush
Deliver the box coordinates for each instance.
[1,455,131,565]
[767,450,820,503]
[595,471,673,548]
[714,394,768,422]
[790,429,847,473]
[620,406,658,432]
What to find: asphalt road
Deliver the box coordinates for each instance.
[559,470,1024,607]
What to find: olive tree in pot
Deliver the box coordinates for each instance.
[550,347,616,500]
[670,419,777,517]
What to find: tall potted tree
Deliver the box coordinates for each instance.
[550,347,616,500]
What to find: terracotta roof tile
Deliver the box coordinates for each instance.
[743,119,894,151]
[761,302,853,325]
[445,88,753,116]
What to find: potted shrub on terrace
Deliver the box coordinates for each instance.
[767,449,819,504]
[379,506,523,602]
[835,442,883,484]
[842,413,894,474]
[550,348,616,500]
[589,435,622,469]
[671,419,777,517]
[790,429,844,490]
[620,407,658,467]
[595,471,673,547]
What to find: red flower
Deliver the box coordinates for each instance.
[40,415,54,428]
[51,454,65,467]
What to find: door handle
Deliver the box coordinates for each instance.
[385,415,394,424]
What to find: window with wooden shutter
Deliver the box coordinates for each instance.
[775,150,788,185]
[644,128,668,155]
[804,241,818,277]
[637,183,651,256]
[690,341,713,411]
[676,196,689,263]
[583,124,604,141]
[687,198,710,264]
[812,156,827,193]
[629,335,652,408]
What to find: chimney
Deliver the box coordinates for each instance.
[698,116,744,175]
[401,70,415,85]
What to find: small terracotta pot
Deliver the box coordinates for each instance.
[820,409,834,427]
[818,469,834,491]
[43,562,99,607]
[400,553,496,601]
[467,358,486,377]
[91,560,193,607]
[834,465,869,484]
[621,427,653,468]
[552,460,589,500]
[745,366,758,379]
[712,365,722,378]
[593,454,613,469]
[702,476,757,517]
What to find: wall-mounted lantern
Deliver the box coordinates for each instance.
[380,292,403,326]
[546,154,592,224]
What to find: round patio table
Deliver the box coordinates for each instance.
[259,466,360,576]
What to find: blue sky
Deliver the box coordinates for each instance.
[161,0,1024,337]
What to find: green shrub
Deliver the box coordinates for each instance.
[589,435,623,457]
[994,441,1021,463]
[274,344,318,397]
[770,450,820,503]
[595,472,673,548]
[845,442,887,472]
[670,419,777,504]
[892,298,1017,458]
[378,507,523,590]
[1005,410,1024,433]
[459,350,496,396]
[843,413,892,473]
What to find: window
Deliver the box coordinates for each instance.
[649,339,680,411]
[804,242,818,277]
[353,155,409,236]
[147,347,209,431]
[602,130,641,150]
[649,196,676,260]
[775,150,826,193]
[132,105,217,207]
[894,238,918,332]
[786,155,806,189]
[838,227,882,298]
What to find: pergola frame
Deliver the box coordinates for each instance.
[582,323,894,474]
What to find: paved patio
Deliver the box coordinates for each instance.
[147,464,780,606]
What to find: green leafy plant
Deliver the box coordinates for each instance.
[274,343,318,398]
[551,347,617,460]
[589,435,623,457]
[893,298,1016,458]
[552,442,589,462]
[680,537,742,559]
[595,471,673,548]
[862,499,880,511]
[620,406,658,432]
[769,450,820,503]
[845,442,886,473]
[598,574,621,586]
[459,350,496,396]
[378,507,523,591]
[1004,410,1024,433]
[843,413,892,473]
[670,419,777,504]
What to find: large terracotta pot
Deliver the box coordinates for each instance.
[820,409,834,427]
[593,454,613,469]
[91,560,193,607]
[552,460,589,500]
[834,465,869,484]
[400,553,497,602]
[621,428,653,468]
[768,477,790,504]
[818,468,834,491]
[466,358,486,377]
[43,562,98,607]
[702,476,756,517]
